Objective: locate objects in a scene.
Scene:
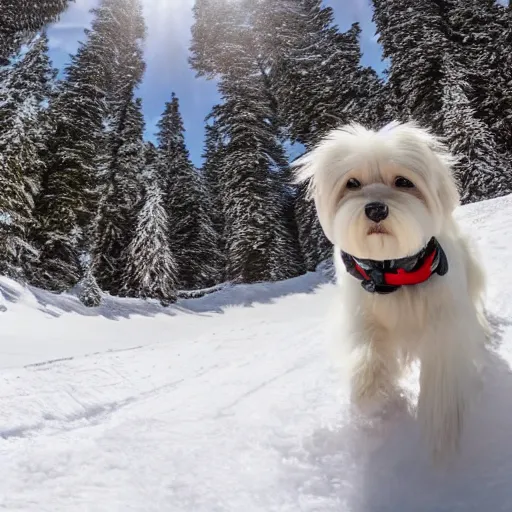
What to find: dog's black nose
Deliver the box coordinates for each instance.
[365,202,389,223]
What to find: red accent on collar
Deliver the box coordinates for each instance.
[354,249,437,287]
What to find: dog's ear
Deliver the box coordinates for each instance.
[397,121,461,213]
[423,133,461,214]
[291,137,343,242]
[292,151,317,200]
[292,123,367,197]
[435,154,461,213]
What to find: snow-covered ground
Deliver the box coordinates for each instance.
[1,195,512,511]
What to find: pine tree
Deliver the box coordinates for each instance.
[76,255,102,307]
[93,96,146,294]
[120,181,179,306]
[202,112,227,283]
[0,0,70,64]
[0,33,56,280]
[34,0,144,293]
[33,44,106,291]
[256,1,384,145]
[281,186,307,275]
[294,183,332,271]
[214,71,302,283]
[91,0,146,295]
[372,0,451,132]
[449,0,512,157]
[156,93,219,289]
[499,4,512,156]
[189,0,248,79]
[143,141,158,178]
[441,55,512,204]
[191,0,306,283]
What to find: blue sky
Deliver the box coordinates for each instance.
[46,0,384,167]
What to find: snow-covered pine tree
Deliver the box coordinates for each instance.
[497,3,512,157]
[189,0,247,79]
[371,0,451,132]
[76,255,102,308]
[91,0,146,295]
[155,93,220,289]
[34,0,144,293]
[0,0,69,64]
[120,180,179,306]
[202,111,227,283]
[102,0,146,94]
[143,141,158,178]
[212,69,303,284]
[191,0,306,282]
[259,1,344,270]
[255,1,384,145]
[33,42,106,291]
[0,33,56,280]
[441,55,512,204]
[294,183,332,272]
[274,180,307,279]
[448,0,512,158]
[93,96,146,294]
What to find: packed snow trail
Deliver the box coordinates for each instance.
[1,196,512,511]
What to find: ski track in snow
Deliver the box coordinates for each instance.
[1,196,512,511]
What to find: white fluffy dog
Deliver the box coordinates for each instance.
[295,121,489,462]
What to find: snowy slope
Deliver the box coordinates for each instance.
[1,195,512,511]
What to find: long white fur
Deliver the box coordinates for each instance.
[294,121,489,463]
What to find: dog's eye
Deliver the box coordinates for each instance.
[346,178,361,190]
[395,177,415,188]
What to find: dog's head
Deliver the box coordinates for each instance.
[294,121,460,260]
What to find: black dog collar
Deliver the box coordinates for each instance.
[341,237,449,294]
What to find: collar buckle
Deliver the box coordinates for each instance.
[361,279,399,294]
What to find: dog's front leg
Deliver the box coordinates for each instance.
[348,324,402,415]
[417,307,483,462]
